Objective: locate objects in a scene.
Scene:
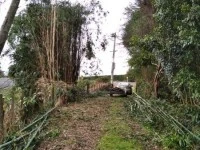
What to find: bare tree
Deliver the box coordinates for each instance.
[0,0,20,55]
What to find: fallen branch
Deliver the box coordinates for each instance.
[0,129,36,149]
[132,92,200,141]
[23,115,48,150]
[0,107,56,149]
[20,107,56,133]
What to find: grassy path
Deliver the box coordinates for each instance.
[36,97,161,150]
[97,98,142,150]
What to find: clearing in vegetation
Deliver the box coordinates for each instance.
[36,97,162,150]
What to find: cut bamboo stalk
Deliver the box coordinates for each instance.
[132,92,200,141]
[23,116,47,150]
[19,107,56,133]
[0,129,36,149]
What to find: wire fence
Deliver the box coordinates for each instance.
[88,82,110,93]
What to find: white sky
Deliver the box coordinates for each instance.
[0,0,134,76]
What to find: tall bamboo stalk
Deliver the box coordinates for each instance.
[52,2,57,81]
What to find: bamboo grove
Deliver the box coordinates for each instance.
[8,0,106,96]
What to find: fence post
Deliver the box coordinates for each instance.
[51,83,55,107]
[0,94,4,142]
[10,88,15,128]
[86,83,90,94]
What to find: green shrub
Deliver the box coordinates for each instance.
[66,86,87,102]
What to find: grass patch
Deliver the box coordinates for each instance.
[46,128,61,138]
[98,133,140,150]
[97,99,142,150]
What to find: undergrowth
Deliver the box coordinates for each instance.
[125,95,200,150]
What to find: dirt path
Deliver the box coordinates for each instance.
[36,97,162,150]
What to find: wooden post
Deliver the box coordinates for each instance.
[51,83,55,107]
[86,83,90,94]
[10,89,15,127]
[0,94,4,142]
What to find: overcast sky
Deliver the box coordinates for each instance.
[0,0,134,76]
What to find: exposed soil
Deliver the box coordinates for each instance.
[36,96,162,150]
[36,97,112,150]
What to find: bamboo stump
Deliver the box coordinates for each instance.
[0,94,4,142]
[86,83,90,94]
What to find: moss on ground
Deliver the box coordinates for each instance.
[97,99,142,150]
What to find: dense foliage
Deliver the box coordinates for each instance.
[4,0,107,124]
[123,0,200,149]
[123,0,200,103]
[153,0,200,104]
[123,0,156,98]
[8,0,106,96]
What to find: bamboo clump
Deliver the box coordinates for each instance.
[0,107,56,149]
[130,92,200,141]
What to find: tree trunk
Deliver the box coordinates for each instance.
[0,0,20,55]
[0,94,4,142]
